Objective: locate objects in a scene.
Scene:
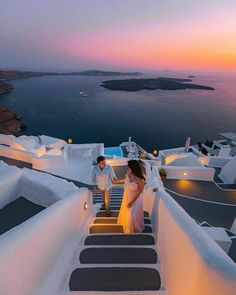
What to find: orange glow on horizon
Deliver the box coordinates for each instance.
[46,11,236,72]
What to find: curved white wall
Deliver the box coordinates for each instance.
[32,153,66,170]
[208,156,232,168]
[0,162,78,209]
[147,189,236,295]
[0,161,93,295]
[0,145,33,163]
[219,156,236,184]
[0,161,23,208]
[168,156,202,167]
[163,165,215,181]
[0,189,94,295]
[20,168,78,206]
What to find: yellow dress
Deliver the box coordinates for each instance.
[117,178,144,233]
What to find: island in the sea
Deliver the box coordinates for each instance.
[0,69,143,81]
[101,77,215,91]
[63,70,143,76]
[0,68,143,134]
[0,68,144,96]
[0,68,143,95]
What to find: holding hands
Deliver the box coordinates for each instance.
[127,201,133,208]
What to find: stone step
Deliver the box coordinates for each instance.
[92,187,124,190]
[94,203,122,206]
[92,191,124,194]
[93,194,123,198]
[93,195,123,198]
[93,202,122,205]
[96,211,119,217]
[104,202,122,205]
[90,225,124,234]
[69,267,161,291]
[96,211,150,218]
[93,200,122,204]
[93,198,123,201]
[93,196,123,200]
[93,218,119,224]
[93,218,151,225]
[93,195,123,200]
[68,291,165,295]
[89,225,152,234]
[100,206,121,210]
[144,226,152,233]
[79,247,157,264]
[84,234,155,246]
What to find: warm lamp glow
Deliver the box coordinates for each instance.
[68,138,73,144]
[153,150,158,157]
[84,202,88,210]
[183,172,187,176]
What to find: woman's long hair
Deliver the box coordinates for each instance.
[128,160,145,180]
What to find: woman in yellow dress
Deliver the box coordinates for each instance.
[117,160,145,233]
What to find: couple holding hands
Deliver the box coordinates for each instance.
[92,156,145,233]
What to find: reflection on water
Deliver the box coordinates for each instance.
[0,73,236,151]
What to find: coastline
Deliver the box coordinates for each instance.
[0,106,26,135]
[0,81,26,135]
[0,68,143,135]
[0,80,14,96]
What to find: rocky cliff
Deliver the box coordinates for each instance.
[0,107,26,135]
[0,81,14,96]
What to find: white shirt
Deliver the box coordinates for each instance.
[91,164,117,190]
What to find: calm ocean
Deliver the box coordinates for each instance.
[1,73,236,151]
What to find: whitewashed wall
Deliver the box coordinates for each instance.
[0,145,32,163]
[0,162,78,209]
[156,191,236,295]
[208,156,232,168]
[162,165,215,181]
[167,156,203,167]
[20,168,78,206]
[0,189,94,295]
[32,153,66,170]
[0,161,23,208]
[219,156,236,184]
[143,183,236,295]
[106,158,129,166]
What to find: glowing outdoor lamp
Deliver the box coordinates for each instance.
[68,137,73,144]
[84,202,88,210]
[153,149,158,157]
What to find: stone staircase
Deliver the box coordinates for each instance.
[69,186,161,292]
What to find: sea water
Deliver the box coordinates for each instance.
[1,73,235,151]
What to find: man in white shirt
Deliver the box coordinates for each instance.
[91,156,118,216]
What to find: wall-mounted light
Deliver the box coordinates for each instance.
[153,150,158,157]
[183,172,187,176]
[84,202,88,210]
[68,137,73,144]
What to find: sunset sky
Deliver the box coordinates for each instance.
[0,0,236,72]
